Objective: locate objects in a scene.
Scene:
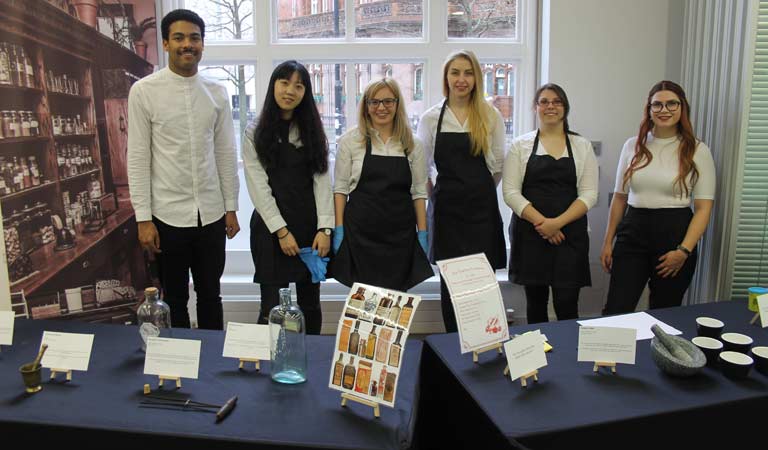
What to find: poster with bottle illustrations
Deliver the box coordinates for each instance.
[328,282,420,408]
[437,253,509,353]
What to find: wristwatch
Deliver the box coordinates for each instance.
[676,244,691,256]
[319,228,332,236]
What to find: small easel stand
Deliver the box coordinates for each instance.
[750,312,760,326]
[50,368,72,382]
[340,393,380,418]
[593,361,617,374]
[238,358,261,371]
[502,366,539,388]
[472,342,503,363]
[158,375,182,389]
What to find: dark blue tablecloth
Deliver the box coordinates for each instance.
[0,319,420,450]
[418,300,768,450]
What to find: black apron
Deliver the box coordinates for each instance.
[250,138,317,284]
[332,137,433,291]
[508,131,591,288]
[427,101,506,269]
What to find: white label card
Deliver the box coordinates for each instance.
[223,322,270,360]
[503,330,548,381]
[0,311,13,345]
[577,327,637,365]
[40,331,95,371]
[758,294,768,328]
[437,254,509,353]
[144,337,201,379]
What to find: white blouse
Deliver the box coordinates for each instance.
[242,122,334,233]
[333,127,428,200]
[613,134,716,208]
[502,130,599,216]
[416,101,507,182]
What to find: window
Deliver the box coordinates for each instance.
[185,0,254,41]
[176,1,536,273]
[311,0,318,15]
[447,0,517,39]
[484,71,494,96]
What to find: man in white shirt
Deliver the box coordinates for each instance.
[127,9,239,330]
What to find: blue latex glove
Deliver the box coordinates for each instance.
[417,230,428,255]
[333,225,344,254]
[298,248,330,283]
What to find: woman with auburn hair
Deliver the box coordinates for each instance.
[601,81,716,314]
[503,83,598,323]
[244,60,332,334]
[332,78,433,291]
[417,49,507,333]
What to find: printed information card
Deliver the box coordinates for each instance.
[437,253,509,353]
[758,294,768,328]
[328,282,420,408]
[40,331,95,371]
[0,311,13,345]
[503,330,548,381]
[223,322,270,361]
[144,337,201,380]
[577,327,637,365]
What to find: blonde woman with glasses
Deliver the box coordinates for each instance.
[332,78,433,291]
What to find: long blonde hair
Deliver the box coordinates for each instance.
[443,49,492,157]
[357,78,414,153]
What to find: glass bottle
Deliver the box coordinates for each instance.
[347,320,361,354]
[28,156,40,186]
[331,353,344,386]
[378,365,387,398]
[269,287,307,384]
[370,380,378,397]
[365,325,377,360]
[342,355,356,389]
[397,297,415,328]
[0,43,11,85]
[8,45,18,86]
[338,318,352,352]
[374,295,392,325]
[383,373,396,402]
[136,286,171,352]
[388,296,402,323]
[20,111,30,137]
[348,286,365,309]
[14,46,24,87]
[22,48,33,88]
[29,111,38,136]
[388,329,403,367]
[89,173,102,198]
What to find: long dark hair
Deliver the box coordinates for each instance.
[252,61,328,174]
[533,83,578,135]
[623,80,698,197]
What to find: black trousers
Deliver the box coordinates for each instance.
[603,206,697,315]
[257,282,322,335]
[440,277,458,333]
[154,215,226,330]
[524,285,580,324]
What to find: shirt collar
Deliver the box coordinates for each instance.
[163,67,200,83]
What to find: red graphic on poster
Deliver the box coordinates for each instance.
[485,317,502,335]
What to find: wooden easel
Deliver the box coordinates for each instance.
[158,375,182,388]
[593,361,617,374]
[750,312,761,326]
[238,358,261,371]
[50,368,72,381]
[340,393,380,418]
[472,342,503,363]
[502,366,539,387]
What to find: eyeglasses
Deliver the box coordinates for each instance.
[367,98,398,108]
[537,98,563,107]
[650,100,681,112]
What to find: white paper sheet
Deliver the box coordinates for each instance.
[577,327,637,365]
[504,330,548,381]
[222,322,270,361]
[577,312,681,340]
[40,331,94,371]
[0,311,13,345]
[437,254,509,353]
[144,337,201,379]
[758,294,768,328]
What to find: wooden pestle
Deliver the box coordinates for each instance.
[32,344,48,369]
[651,325,693,363]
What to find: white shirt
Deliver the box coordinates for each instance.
[614,134,716,208]
[502,130,599,216]
[242,122,334,233]
[333,127,428,200]
[127,68,239,227]
[416,100,507,181]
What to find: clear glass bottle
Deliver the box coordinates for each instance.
[136,286,171,352]
[269,287,307,384]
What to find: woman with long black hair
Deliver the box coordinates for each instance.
[503,83,598,323]
[601,80,715,314]
[243,60,333,334]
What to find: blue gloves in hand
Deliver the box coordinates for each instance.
[417,230,428,255]
[298,248,330,283]
[333,225,344,254]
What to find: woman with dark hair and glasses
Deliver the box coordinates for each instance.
[332,78,433,291]
[243,60,332,334]
[601,81,715,314]
[503,83,598,323]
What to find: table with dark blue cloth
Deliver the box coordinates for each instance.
[417,300,768,450]
[0,319,421,450]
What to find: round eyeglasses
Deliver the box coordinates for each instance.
[650,100,681,113]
